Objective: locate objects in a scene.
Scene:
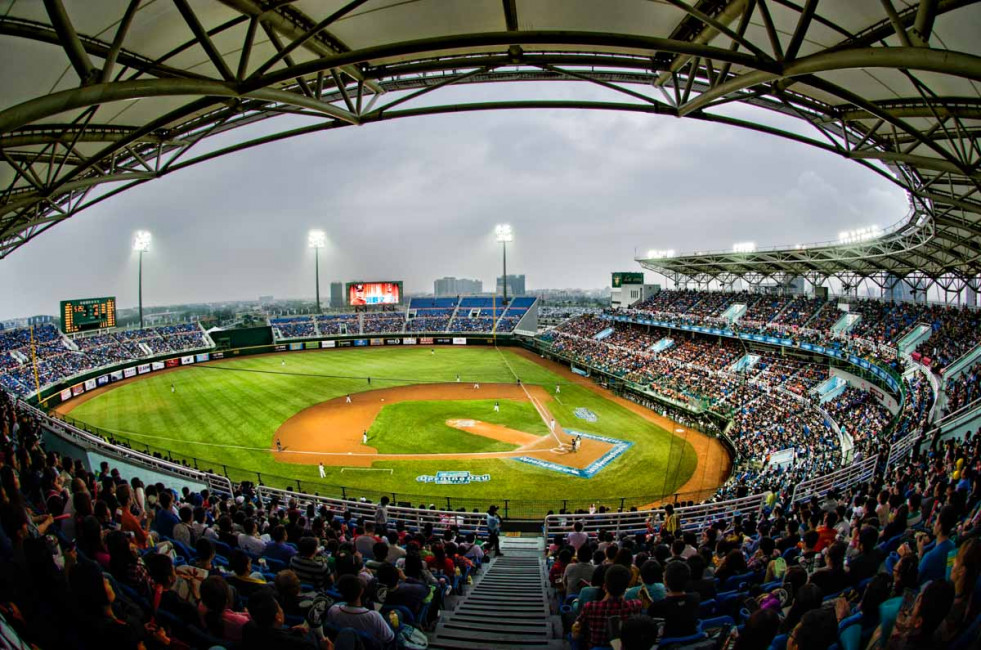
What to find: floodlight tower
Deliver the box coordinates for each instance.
[495,224,513,306]
[133,231,151,329]
[308,230,326,313]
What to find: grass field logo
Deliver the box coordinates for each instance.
[573,408,598,422]
[416,471,490,485]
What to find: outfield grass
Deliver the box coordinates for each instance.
[368,400,546,454]
[65,347,700,513]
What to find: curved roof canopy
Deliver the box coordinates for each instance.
[1,0,980,289]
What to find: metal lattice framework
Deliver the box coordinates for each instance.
[1,0,980,285]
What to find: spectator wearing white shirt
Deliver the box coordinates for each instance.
[568,521,589,550]
[237,518,266,557]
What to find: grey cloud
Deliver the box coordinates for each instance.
[0,83,907,319]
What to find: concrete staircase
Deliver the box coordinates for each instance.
[720,302,747,323]
[429,537,561,649]
[897,323,931,356]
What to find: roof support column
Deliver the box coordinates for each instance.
[42,0,99,84]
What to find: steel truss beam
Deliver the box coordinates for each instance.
[0,4,979,279]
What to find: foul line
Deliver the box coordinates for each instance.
[497,345,564,447]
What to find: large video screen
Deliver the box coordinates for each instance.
[347,282,402,306]
[60,297,116,333]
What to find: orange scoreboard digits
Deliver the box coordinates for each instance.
[60,297,116,333]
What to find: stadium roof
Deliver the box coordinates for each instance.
[1,1,980,291]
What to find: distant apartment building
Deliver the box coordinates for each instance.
[496,274,526,296]
[434,277,483,297]
[329,282,344,308]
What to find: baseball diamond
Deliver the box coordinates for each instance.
[58,346,730,509]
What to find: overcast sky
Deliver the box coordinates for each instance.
[0,82,908,320]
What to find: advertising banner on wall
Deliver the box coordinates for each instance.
[123,367,137,378]
[303,342,318,349]
[288,343,303,351]
[354,339,368,347]
[195,353,210,362]
[180,356,195,365]
[84,378,97,391]
[384,338,401,345]
[137,364,151,374]
[321,340,336,348]
[452,337,467,345]
[60,388,72,401]
[72,384,85,396]
[110,370,124,381]
[370,338,384,346]
[165,358,180,368]
[274,345,286,352]
[337,340,352,348]
[403,338,417,345]
[96,375,109,386]
[211,352,225,360]
[151,361,165,371]
[419,337,434,345]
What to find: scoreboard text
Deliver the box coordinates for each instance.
[60,297,116,334]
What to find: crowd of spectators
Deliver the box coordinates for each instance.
[552,432,981,650]
[405,316,451,332]
[448,317,498,333]
[0,391,489,649]
[361,313,405,334]
[272,317,318,339]
[945,364,981,416]
[622,289,981,372]
[540,316,945,507]
[0,323,211,396]
[315,315,360,336]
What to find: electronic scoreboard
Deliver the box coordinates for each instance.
[60,297,116,334]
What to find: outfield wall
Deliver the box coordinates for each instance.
[29,332,521,410]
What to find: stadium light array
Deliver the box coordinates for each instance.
[495,224,513,307]
[133,230,151,252]
[308,230,326,313]
[308,229,326,249]
[732,241,756,253]
[646,249,675,259]
[495,224,513,243]
[132,230,151,329]
[838,225,882,244]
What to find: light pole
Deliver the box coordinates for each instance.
[495,224,513,306]
[133,231,151,329]
[308,230,326,313]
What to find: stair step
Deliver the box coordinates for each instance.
[446,616,546,630]
[456,607,546,619]
[436,630,550,644]
[443,622,548,637]
[429,639,549,650]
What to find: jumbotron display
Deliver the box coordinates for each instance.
[60,297,116,334]
[346,281,402,305]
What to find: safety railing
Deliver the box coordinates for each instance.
[791,456,878,503]
[22,401,235,497]
[886,429,923,472]
[543,493,766,540]
[255,485,489,537]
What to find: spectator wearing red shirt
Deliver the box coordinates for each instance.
[426,544,455,576]
[814,511,839,552]
[575,564,644,648]
[116,484,149,549]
